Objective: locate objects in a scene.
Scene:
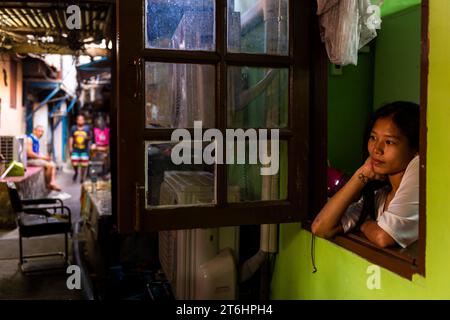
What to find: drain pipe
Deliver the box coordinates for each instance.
[239,224,278,283]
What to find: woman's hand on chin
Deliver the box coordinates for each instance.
[357,157,386,183]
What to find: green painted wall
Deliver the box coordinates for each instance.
[328,5,421,176]
[327,53,374,175]
[381,0,421,17]
[373,6,421,109]
[271,0,450,299]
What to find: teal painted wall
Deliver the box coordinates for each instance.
[271,1,450,299]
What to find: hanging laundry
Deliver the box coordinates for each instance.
[317,0,381,66]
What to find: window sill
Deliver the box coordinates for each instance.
[303,222,420,280]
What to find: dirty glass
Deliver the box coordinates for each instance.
[145,62,215,128]
[227,0,289,55]
[227,66,288,128]
[146,0,215,51]
[227,140,287,202]
[145,141,216,208]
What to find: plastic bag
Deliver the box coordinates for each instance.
[317,0,382,66]
[1,161,25,178]
[317,0,340,15]
[359,0,379,48]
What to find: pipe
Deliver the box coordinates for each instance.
[239,250,267,283]
[236,69,278,111]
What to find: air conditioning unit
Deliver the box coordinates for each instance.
[158,171,240,300]
[0,135,27,167]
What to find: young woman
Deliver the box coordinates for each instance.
[312,101,420,248]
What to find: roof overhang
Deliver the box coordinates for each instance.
[0,1,113,56]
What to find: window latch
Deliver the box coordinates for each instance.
[132,58,143,101]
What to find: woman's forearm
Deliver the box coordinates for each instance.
[312,172,365,238]
[360,221,396,248]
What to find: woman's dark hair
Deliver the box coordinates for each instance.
[355,101,420,229]
[364,101,420,153]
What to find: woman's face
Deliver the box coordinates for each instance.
[367,116,417,176]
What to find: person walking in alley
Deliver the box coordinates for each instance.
[70,114,91,183]
[26,125,61,191]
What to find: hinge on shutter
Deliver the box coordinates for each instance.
[134,183,145,232]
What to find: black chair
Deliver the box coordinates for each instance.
[6,182,72,271]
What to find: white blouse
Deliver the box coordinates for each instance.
[341,155,420,248]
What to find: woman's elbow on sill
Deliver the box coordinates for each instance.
[373,233,396,248]
[361,221,396,248]
[311,221,322,237]
[311,220,337,239]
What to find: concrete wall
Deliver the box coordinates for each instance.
[0,54,24,136]
[44,54,78,95]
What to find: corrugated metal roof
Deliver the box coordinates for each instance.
[0,1,113,55]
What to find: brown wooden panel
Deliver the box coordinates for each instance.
[418,0,429,278]
[117,0,144,233]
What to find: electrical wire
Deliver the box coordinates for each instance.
[311,234,318,273]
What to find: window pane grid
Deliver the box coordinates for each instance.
[142,0,294,209]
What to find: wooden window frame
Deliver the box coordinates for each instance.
[9,57,17,109]
[303,0,429,280]
[116,0,322,232]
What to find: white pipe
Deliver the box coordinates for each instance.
[239,250,267,283]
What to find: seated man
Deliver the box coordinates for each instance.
[26,125,61,191]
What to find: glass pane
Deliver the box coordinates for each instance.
[146,0,215,51]
[228,66,288,128]
[145,62,215,128]
[228,140,287,202]
[227,0,289,55]
[146,141,216,208]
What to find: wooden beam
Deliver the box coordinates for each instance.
[0,26,53,34]
[0,9,14,27]
[11,8,28,27]
[3,9,20,27]
[30,9,45,28]
[0,28,27,41]
[0,0,115,8]
[55,8,65,31]
[46,11,56,29]
[9,42,110,56]
[11,43,75,55]
[38,9,51,29]
[103,5,113,39]
[21,8,38,29]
